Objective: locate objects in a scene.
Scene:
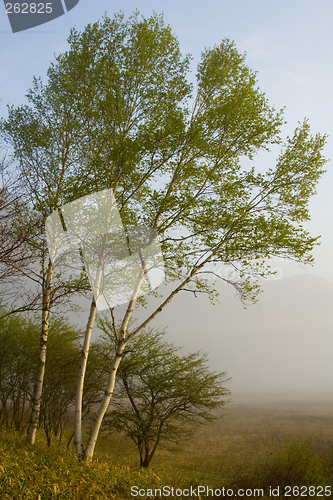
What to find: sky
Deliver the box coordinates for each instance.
[1,0,333,396]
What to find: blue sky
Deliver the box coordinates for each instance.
[1,1,333,393]
[1,0,332,281]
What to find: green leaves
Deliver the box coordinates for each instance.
[1,10,329,464]
[41,12,192,208]
[195,39,284,158]
[2,10,328,306]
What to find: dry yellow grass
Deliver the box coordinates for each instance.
[2,393,333,499]
[94,393,333,495]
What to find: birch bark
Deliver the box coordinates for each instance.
[26,258,53,444]
[82,268,146,461]
[74,228,109,457]
[83,342,124,461]
[74,299,97,457]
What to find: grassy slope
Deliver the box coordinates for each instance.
[1,399,333,499]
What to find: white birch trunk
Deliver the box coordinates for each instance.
[83,341,125,461]
[81,243,215,461]
[74,244,105,458]
[74,298,97,457]
[83,269,145,461]
[26,258,54,445]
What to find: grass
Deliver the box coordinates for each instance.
[1,396,333,499]
[0,428,164,499]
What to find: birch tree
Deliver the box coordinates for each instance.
[3,12,328,460]
[39,12,194,459]
[59,14,327,462]
[2,77,90,444]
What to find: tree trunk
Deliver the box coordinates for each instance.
[74,298,97,458]
[67,430,74,449]
[74,240,107,458]
[83,267,147,461]
[141,442,151,468]
[144,425,163,467]
[26,258,53,445]
[83,342,125,461]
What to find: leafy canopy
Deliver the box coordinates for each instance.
[1,11,327,305]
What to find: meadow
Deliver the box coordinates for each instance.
[1,393,333,499]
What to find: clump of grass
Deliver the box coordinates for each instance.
[214,437,332,499]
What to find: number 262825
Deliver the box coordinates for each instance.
[6,3,53,14]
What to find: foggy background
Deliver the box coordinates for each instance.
[1,0,333,400]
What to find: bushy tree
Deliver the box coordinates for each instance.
[99,322,229,467]
[0,313,104,444]
[39,318,82,446]
[2,11,328,461]
[0,314,38,430]
[40,318,110,446]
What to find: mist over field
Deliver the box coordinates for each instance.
[155,274,333,395]
[87,272,333,398]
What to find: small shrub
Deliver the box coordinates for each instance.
[214,438,331,499]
